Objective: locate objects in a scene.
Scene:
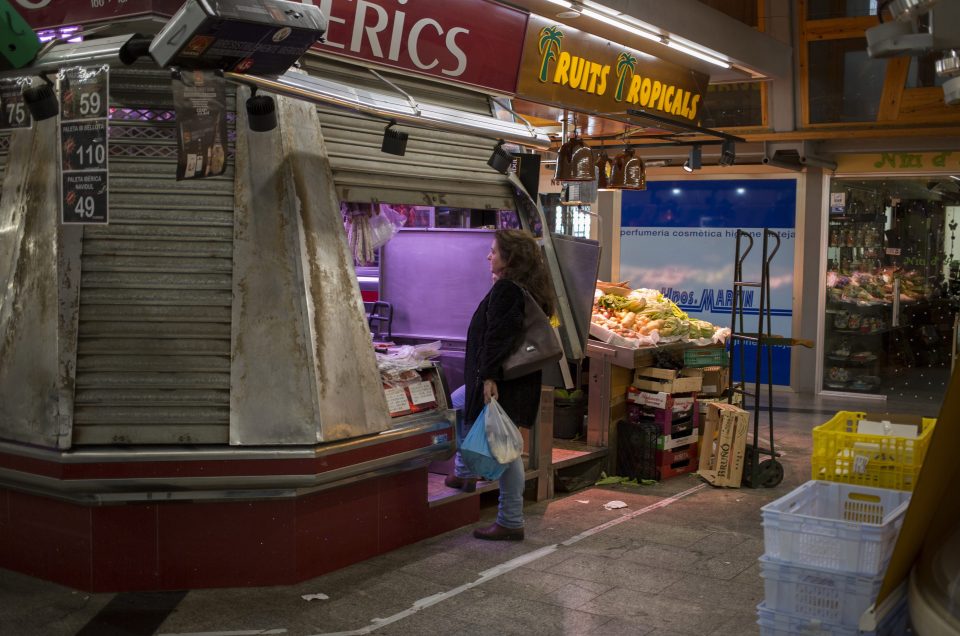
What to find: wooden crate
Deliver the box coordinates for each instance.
[698,402,749,488]
[633,367,703,394]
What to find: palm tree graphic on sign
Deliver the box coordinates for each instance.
[538,26,564,82]
[615,52,637,101]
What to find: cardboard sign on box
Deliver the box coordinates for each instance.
[698,402,749,488]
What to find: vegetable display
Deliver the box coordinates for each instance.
[826,269,926,305]
[591,286,727,347]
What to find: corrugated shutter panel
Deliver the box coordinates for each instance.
[302,56,516,210]
[72,66,235,445]
[0,133,9,197]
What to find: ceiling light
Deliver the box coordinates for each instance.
[719,139,736,166]
[580,8,662,43]
[666,40,731,68]
[581,1,620,17]
[609,147,646,190]
[682,145,702,172]
[381,119,408,156]
[23,82,58,121]
[888,0,940,21]
[488,140,514,174]
[544,0,574,7]
[246,92,277,132]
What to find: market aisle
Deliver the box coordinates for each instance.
[0,402,840,636]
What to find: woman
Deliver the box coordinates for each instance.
[446,229,555,541]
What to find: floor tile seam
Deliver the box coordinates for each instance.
[303,484,708,636]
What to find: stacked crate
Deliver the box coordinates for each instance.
[811,411,936,492]
[619,367,702,481]
[757,480,912,635]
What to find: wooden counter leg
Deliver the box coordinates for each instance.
[536,386,554,501]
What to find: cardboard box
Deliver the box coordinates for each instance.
[633,367,703,394]
[150,0,326,75]
[685,366,729,397]
[698,402,749,488]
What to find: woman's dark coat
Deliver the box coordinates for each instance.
[463,278,543,428]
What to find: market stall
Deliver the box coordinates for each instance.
[584,282,731,473]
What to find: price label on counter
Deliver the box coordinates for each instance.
[384,386,411,415]
[408,381,437,406]
[60,120,107,172]
[62,172,108,223]
[0,81,31,130]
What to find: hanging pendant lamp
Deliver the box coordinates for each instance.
[554,135,596,182]
[609,147,647,190]
[594,149,612,189]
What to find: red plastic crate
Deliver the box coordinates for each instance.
[654,443,699,480]
[655,443,698,466]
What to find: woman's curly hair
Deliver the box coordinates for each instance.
[495,229,556,316]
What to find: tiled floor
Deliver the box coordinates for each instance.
[1,390,933,636]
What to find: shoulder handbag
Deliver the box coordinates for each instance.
[501,284,564,380]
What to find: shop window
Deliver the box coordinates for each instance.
[806,0,878,20]
[700,82,763,128]
[823,177,958,403]
[808,38,885,123]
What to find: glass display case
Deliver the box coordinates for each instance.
[822,178,958,403]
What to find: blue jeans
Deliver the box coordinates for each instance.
[450,384,524,530]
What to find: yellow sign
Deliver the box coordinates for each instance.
[517,15,709,125]
[838,152,960,173]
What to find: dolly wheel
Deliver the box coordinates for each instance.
[757,459,784,488]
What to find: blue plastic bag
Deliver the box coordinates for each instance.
[459,405,509,481]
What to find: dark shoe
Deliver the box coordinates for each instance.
[444,474,477,493]
[473,522,524,541]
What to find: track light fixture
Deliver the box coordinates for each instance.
[381,119,408,156]
[718,139,736,167]
[683,145,702,172]
[487,139,514,174]
[245,88,277,132]
[22,76,58,121]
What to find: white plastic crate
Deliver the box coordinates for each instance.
[757,602,858,636]
[757,597,909,636]
[761,480,911,576]
[759,556,882,628]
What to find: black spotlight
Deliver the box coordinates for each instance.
[246,94,277,132]
[23,83,58,121]
[683,145,702,173]
[719,139,736,167]
[487,139,513,174]
[381,119,408,156]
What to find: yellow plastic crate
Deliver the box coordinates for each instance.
[811,411,935,491]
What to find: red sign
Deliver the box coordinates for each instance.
[15,0,181,29]
[20,0,529,95]
[303,0,528,93]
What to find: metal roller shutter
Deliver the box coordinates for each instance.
[72,67,235,445]
[302,56,517,210]
[0,133,9,195]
